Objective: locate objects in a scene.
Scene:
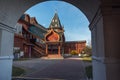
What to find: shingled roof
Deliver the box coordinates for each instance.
[20,14,47,39]
[28,25,47,39]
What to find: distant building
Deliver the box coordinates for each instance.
[64,41,86,54]
[14,12,86,58]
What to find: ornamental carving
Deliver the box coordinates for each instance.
[45,29,60,42]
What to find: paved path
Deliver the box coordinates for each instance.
[13,57,88,80]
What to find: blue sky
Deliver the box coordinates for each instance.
[25,1,91,43]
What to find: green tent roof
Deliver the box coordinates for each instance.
[28,25,47,39]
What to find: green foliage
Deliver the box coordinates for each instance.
[85,65,93,79]
[70,50,78,55]
[12,66,25,76]
[82,46,92,56]
[81,56,92,62]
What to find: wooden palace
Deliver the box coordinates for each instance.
[14,12,86,58]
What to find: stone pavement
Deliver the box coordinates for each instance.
[13,57,88,80]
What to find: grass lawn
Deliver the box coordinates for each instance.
[85,65,93,79]
[12,66,25,76]
[80,56,92,62]
[13,58,31,61]
[79,56,92,79]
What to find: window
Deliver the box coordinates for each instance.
[52,19,54,22]
[55,19,57,22]
[55,24,57,27]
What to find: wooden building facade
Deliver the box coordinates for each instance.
[44,12,65,58]
[64,41,86,54]
[14,13,86,58]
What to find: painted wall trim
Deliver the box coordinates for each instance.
[0,22,16,33]
[0,55,14,60]
[92,56,120,64]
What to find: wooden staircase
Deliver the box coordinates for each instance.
[31,42,46,58]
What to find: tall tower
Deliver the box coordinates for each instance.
[45,12,65,58]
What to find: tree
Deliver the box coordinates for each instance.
[83,45,92,56]
[70,50,78,55]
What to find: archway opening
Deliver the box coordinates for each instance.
[13,1,92,80]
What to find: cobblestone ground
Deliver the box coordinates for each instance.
[13,57,88,80]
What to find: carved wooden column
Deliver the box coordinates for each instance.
[58,44,61,56]
[29,46,31,58]
[46,43,48,55]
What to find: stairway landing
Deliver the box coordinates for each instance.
[41,54,64,59]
